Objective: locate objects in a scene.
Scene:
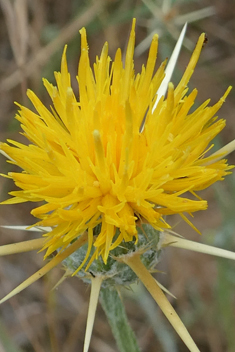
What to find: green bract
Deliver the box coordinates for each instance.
[63,224,161,287]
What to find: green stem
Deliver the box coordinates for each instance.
[100,286,141,352]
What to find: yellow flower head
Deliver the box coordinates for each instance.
[0,19,232,268]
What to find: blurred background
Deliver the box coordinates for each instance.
[0,0,235,351]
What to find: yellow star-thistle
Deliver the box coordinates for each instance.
[0,19,232,268]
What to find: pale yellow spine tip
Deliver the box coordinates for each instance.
[83,276,103,352]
